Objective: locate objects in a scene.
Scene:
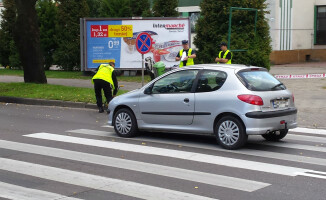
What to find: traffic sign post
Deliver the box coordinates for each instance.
[136,32,153,86]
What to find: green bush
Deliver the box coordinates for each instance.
[8,40,21,69]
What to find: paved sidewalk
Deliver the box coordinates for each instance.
[271,62,326,128]
[0,76,143,91]
[270,62,326,75]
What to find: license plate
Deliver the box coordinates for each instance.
[272,99,289,109]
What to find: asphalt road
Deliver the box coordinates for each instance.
[1,103,326,200]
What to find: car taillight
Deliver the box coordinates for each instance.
[237,95,264,106]
[292,94,295,102]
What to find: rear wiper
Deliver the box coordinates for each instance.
[271,83,284,90]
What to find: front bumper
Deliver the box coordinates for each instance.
[243,108,297,135]
[108,109,113,126]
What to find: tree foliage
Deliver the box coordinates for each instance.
[14,0,47,83]
[194,0,272,70]
[36,0,58,70]
[152,0,178,17]
[86,0,102,17]
[54,0,89,71]
[130,0,152,17]
[99,0,131,17]
[0,0,17,67]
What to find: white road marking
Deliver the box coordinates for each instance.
[291,128,326,135]
[286,134,326,143]
[0,181,82,200]
[101,125,113,128]
[0,140,269,192]
[258,141,326,153]
[0,158,216,200]
[67,129,112,135]
[66,129,326,165]
[25,133,326,179]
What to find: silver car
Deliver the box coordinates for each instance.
[108,64,297,149]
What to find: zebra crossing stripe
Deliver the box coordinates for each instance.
[286,134,326,144]
[0,139,269,192]
[0,181,82,200]
[0,158,216,200]
[66,129,326,166]
[25,133,326,179]
[291,128,326,135]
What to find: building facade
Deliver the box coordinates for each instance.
[267,0,326,64]
[175,0,326,64]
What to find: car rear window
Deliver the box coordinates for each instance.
[237,70,286,91]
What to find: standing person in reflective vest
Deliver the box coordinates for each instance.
[215,42,232,64]
[175,40,196,67]
[92,62,118,113]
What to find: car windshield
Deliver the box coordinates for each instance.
[237,70,286,91]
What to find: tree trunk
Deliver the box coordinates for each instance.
[13,0,47,83]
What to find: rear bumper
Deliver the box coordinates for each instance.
[243,108,297,135]
[245,108,297,119]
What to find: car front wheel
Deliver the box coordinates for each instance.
[262,129,288,141]
[113,108,138,138]
[215,116,248,150]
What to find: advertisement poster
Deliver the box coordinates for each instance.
[83,18,190,70]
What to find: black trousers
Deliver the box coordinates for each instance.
[93,79,113,108]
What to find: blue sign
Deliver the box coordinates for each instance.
[136,32,152,54]
[86,20,122,69]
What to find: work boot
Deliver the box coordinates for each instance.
[98,107,104,113]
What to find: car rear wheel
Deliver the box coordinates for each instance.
[215,116,248,150]
[262,129,288,141]
[113,108,138,138]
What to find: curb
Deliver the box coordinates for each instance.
[0,96,98,109]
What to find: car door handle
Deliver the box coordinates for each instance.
[184,98,190,103]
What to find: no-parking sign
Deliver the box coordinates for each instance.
[136,32,153,54]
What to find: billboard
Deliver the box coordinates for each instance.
[80,18,191,71]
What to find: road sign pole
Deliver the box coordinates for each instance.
[142,54,144,86]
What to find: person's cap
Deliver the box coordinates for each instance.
[220,42,227,47]
[182,40,188,44]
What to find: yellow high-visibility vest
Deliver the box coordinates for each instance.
[92,64,115,90]
[179,48,194,67]
[217,50,232,64]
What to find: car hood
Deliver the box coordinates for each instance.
[112,89,140,102]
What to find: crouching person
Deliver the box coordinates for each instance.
[92,62,118,113]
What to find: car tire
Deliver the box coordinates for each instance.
[262,129,288,141]
[215,116,248,150]
[113,108,138,138]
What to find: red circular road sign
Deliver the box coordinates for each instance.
[136,32,153,54]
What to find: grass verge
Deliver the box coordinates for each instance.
[0,82,128,104]
[0,69,150,83]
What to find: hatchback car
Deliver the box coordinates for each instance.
[108,64,297,149]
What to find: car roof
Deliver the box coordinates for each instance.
[185,64,262,70]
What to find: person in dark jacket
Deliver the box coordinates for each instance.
[92,62,118,113]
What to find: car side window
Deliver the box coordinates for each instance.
[196,70,227,93]
[152,70,199,94]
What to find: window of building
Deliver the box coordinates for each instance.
[189,12,200,33]
[316,6,326,45]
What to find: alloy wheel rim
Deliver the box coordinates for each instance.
[218,120,240,146]
[115,112,132,134]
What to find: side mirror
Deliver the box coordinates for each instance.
[144,86,152,95]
